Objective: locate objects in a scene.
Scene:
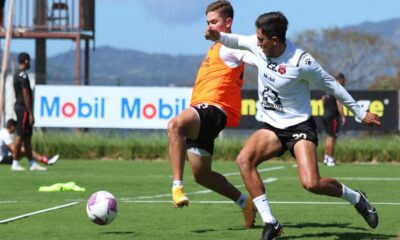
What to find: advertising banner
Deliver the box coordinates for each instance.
[34,86,192,129]
[239,90,399,131]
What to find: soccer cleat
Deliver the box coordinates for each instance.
[242,197,257,228]
[47,154,60,165]
[326,159,336,167]
[354,190,378,228]
[30,164,47,171]
[261,221,283,240]
[11,165,26,171]
[172,186,189,208]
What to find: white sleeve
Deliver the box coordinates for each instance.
[300,54,367,121]
[3,132,13,145]
[220,46,257,68]
[219,33,259,55]
[242,51,258,67]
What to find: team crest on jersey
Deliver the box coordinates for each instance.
[19,72,27,79]
[261,87,283,112]
[304,57,312,65]
[278,65,286,75]
[201,57,210,67]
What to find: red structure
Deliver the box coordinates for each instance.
[0,0,95,85]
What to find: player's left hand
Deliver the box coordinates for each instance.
[362,112,381,127]
[341,116,347,126]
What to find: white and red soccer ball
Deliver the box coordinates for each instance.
[86,191,118,225]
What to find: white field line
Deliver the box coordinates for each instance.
[223,166,284,176]
[336,177,400,181]
[0,202,80,224]
[119,166,285,201]
[122,200,400,205]
[120,178,278,201]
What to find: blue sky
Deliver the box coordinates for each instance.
[7,0,400,57]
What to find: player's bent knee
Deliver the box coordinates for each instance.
[167,118,182,136]
[301,181,321,194]
[236,152,254,169]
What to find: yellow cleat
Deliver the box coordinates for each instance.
[242,197,257,228]
[172,186,189,208]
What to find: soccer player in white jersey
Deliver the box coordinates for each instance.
[205,11,380,240]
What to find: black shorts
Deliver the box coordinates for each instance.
[0,155,13,164]
[322,115,340,137]
[261,117,318,157]
[15,107,33,137]
[185,104,227,155]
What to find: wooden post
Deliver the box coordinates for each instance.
[35,0,47,85]
[35,39,46,85]
[75,35,81,85]
[84,39,89,85]
[0,0,15,125]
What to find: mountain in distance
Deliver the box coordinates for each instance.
[344,18,400,46]
[46,46,204,87]
[43,18,400,88]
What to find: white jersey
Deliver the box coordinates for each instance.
[219,45,257,68]
[219,33,366,129]
[0,129,12,160]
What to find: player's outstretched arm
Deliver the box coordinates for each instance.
[362,112,381,127]
[204,26,220,41]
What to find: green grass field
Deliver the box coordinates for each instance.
[1,160,399,240]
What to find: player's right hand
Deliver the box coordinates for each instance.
[29,113,35,125]
[362,112,381,127]
[204,27,220,41]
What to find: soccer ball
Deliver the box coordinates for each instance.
[86,191,118,225]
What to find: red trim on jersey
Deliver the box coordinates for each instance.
[22,111,28,129]
[332,118,338,134]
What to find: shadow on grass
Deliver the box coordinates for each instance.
[285,222,366,231]
[192,222,396,240]
[191,225,263,234]
[102,231,136,235]
[277,222,395,240]
[279,232,395,240]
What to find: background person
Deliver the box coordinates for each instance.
[12,52,46,171]
[322,72,347,166]
[0,119,59,166]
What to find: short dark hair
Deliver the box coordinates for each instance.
[206,0,234,20]
[18,52,30,64]
[335,72,345,80]
[6,119,17,129]
[255,11,288,42]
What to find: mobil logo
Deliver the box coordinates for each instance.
[40,96,105,118]
[121,97,187,120]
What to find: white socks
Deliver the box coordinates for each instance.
[172,180,183,189]
[324,154,335,163]
[29,159,37,167]
[12,160,20,168]
[235,193,247,209]
[253,194,276,224]
[341,184,361,205]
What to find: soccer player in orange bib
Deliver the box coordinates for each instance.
[167,0,257,227]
